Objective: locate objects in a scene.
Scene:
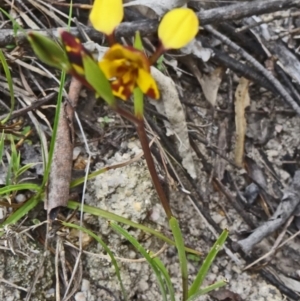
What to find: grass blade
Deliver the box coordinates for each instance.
[151,255,176,301]
[42,71,65,187]
[0,195,40,233]
[67,200,200,256]
[187,279,227,301]
[0,49,15,123]
[0,183,41,194]
[188,229,228,297]
[62,221,127,300]
[110,222,168,301]
[169,216,188,300]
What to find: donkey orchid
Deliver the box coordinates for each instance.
[87,0,199,100]
[29,0,199,101]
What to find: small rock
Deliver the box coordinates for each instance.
[15,194,26,203]
[75,292,86,301]
[81,279,90,292]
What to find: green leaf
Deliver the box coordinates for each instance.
[67,201,200,256]
[133,32,145,118]
[5,44,16,50]
[0,49,15,123]
[133,31,143,51]
[187,280,227,301]
[169,216,188,300]
[15,163,36,179]
[0,195,41,236]
[42,71,66,187]
[0,8,25,35]
[111,222,168,301]
[82,53,115,106]
[0,183,41,195]
[188,229,228,297]
[62,222,128,300]
[27,32,70,71]
[156,55,165,71]
[151,255,176,301]
[0,132,4,161]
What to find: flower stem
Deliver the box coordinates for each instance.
[149,44,165,66]
[116,106,173,220]
[107,33,116,46]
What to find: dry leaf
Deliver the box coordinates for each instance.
[200,67,223,107]
[149,67,197,179]
[234,77,250,167]
[182,39,213,62]
[184,56,223,107]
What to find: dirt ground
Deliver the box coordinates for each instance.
[1,0,300,301]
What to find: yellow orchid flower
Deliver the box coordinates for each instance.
[99,44,160,100]
[89,0,123,36]
[158,8,199,49]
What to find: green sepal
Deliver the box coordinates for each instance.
[133,87,144,119]
[133,31,144,118]
[82,52,115,106]
[27,32,70,71]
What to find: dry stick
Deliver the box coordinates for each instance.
[192,0,299,23]
[1,0,299,47]
[236,11,300,33]
[260,268,299,301]
[203,45,277,94]
[204,25,300,117]
[0,92,57,120]
[243,216,294,271]
[55,238,61,301]
[46,78,82,213]
[237,170,300,253]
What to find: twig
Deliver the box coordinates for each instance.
[237,170,300,253]
[0,278,27,292]
[201,44,277,94]
[0,92,57,120]
[196,0,300,26]
[260,268,300,300]
[243,216,294,270]
[236,11,300,33]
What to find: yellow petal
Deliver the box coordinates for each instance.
[102,44,149,71]
[136,68,160,99]
[99,58,128,79]
[158,8,199,49]
[89,0,123,35]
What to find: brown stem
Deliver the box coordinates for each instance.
[149,43,165,65]
[107,33,116,46]
[115,106,173,219]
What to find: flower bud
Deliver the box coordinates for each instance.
[27,32,69,70]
